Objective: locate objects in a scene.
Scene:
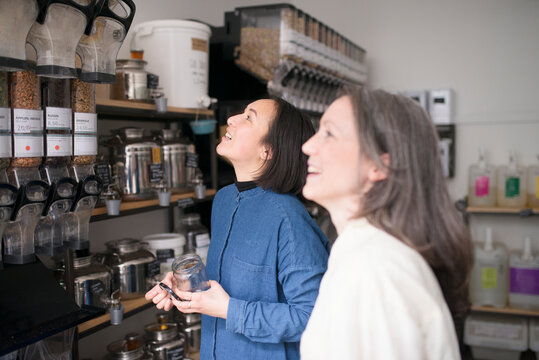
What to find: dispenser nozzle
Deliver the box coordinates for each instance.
[484,227,493,251]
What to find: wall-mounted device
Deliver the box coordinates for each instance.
[402,90,428,111]
[429,89,454,124]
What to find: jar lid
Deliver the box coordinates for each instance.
[106,238,141,254]
[144,322,178,341]
[142,233,186,248]
[73,256,92,269]
[112,127,144,140]
[116,59,148,70]
[107,339,144,359]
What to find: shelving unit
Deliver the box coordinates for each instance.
[96,99,214,120]
[466,206,539,217]
[471,305,539,317]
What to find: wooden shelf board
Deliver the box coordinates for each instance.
[466,206,539,214]
[471,305,539,317]
[78,296,151,334]
[96,99,213,116]
[92,189,217,216]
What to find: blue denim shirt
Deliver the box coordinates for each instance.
[200,185,329,360]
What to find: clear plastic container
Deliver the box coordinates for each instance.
[71,79,97,166]
[175,213,210,264]
[468,148,496,207]
[0,71,11,171]
[528,154,539,208]
[172,253,210,292]
[469,227,509,307]
[509,236,539,310]
[10,70,43,168]
[497,151,527,208]
[42,77,72,167]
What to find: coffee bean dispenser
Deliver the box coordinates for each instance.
[26,0,97,78]
[0,183,18,267]
[77,0,136,83]
[0,0,43,71]
[0,71,11,179]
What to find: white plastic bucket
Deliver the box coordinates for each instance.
[131,20,211,108]
[142,233,186,273]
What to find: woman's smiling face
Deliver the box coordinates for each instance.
[217,99,275,177]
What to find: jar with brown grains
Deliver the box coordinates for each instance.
[71,79,97,165]
[10,71,43,168]
[42,77,72,167]
[0,71,11,167]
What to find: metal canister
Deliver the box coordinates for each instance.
[144,322,185,360]
[107,338,152,360]
[175,312,201,353]
[110,59,150,101]
[101,238,155,299]
[73,255,112,308]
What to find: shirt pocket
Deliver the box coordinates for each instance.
[228,256,275,302]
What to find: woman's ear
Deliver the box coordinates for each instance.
[367,153,389,183]
[259,145,273,161]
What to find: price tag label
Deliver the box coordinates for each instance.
[186,153,199,168]
[94,163,112,188]
[177,198,195,208]
[149,163,164,183]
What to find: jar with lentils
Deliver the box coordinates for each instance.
[71,79,97,166]
[10,71,43,168]
[0,71,11,170]
[42,77,72,167]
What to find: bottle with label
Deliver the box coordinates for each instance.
[509,236,539,310]
[9,70,43,168]
[0,71,11,177]
[470,227,509,307]
[528,154,539,208]
[175,213,210,265]
[468,148,496,207]
[496,150,527,208]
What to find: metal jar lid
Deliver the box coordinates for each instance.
[73,255,92,269]
[116,59,148,70]
[106,238,141,254]
[107,339,145,360]
[144,322,179,342]
[112,127,145,140]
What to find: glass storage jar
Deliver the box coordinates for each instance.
[10,70,43,168]
[0,71,11,171]
[174,213,210,264]
[71,79,97,166]
[42,77,72,166]
[171,253,210,292]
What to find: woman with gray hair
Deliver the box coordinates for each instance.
[300,87,473,359]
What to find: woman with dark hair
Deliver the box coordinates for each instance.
[300,87,473,359]
[146,98,329,360]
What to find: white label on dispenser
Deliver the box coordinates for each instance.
[13,134,43,157]
[0,107,10,131]
[74,134,97,155]
[74,112,97,133]
[0,133,11,157]
[46,134,72,157]
[46,107,72,130]
[13,109,43,133]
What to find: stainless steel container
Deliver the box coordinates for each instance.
[175,312,201,353]
[154,129,197,192]
[108,128,154,201]
[107,338,152,360]
[73,255,112,308]
[101,238,156,299]
[110,59,150,101]
[144,322,185,360]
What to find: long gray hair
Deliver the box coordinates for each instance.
[344,86,473,317]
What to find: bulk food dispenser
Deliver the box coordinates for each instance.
[26,0,97,78]
[0,0,44,71]
[77,0,136,83]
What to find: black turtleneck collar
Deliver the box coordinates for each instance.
[235,180,257,192]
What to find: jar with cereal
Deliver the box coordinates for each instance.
[71,79,97,180]
[0,71,12,174]
[42,77,72,168]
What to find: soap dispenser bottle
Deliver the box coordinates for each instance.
[509,236,539,310]
[468,148,496,207]
[497,150,527,208]
[528,154,539,208]
[470,227,509,307]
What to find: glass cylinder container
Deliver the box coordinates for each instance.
[42,77,72,167]
[171,253,210,292]
[0,71,11,172]
[10,70,43,168]
[71,79,97,166]
[174,213,209,264]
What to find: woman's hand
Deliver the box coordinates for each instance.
[172,280,230,319]
[145,271,176,311]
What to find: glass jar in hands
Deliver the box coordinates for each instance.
[171,254,210,292]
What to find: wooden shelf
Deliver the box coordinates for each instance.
[466,206,539,216]
[78,296,152,336]
[96,99,214,120]
[472,305,539,317]
[91,189,216,219]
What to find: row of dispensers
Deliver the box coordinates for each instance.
[0,162,103,267]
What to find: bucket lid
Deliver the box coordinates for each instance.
[132,19,211,37]
[142,233,186,248]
